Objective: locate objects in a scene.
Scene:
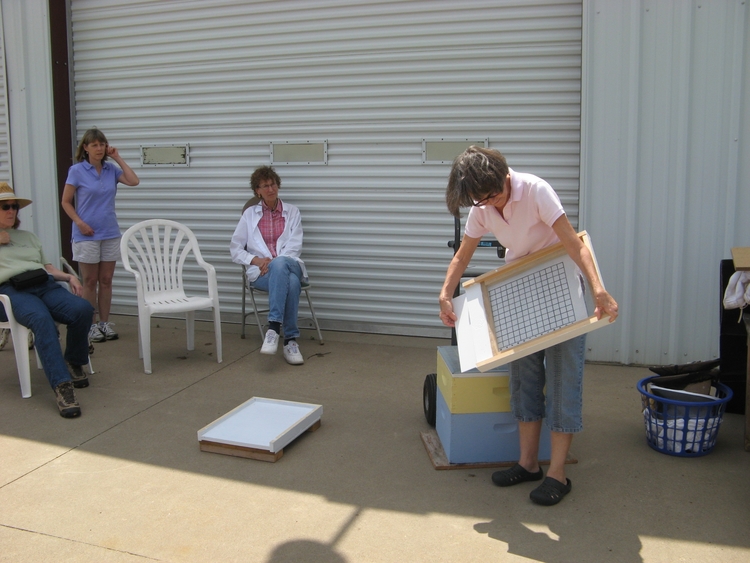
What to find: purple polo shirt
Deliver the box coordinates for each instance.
[65,160,123,242]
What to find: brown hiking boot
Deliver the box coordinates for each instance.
[67,362,89,389]
[54,381,81,418]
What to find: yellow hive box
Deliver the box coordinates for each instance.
[436,346,511,414]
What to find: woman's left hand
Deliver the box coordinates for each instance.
[594,290,619,322]
[106,145,120,159]
[255,257,272,276]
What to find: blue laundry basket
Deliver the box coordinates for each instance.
[638,376,733,457]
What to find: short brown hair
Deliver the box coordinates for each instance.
[249,166,281,196]
[445,146,509,217]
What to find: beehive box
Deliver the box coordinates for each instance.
[435,386,551,464]
[437,346,510,414]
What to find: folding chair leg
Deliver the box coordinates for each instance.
[241,277,247,339]
[249,289,265,341]
[303,289,324,344]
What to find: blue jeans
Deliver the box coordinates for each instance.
[509,334,586,433]
[250,256,304,340]
[0,277,94,389]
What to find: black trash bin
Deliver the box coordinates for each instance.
[720,259,747,414]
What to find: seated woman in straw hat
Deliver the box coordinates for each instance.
[0,182,94,418]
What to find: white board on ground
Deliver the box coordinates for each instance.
[197,397,323,453]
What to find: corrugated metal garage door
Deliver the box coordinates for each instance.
[68,0,583,337]
[0,13,11,184]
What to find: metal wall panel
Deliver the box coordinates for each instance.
[1,0,61,259]
[0,4,10,184]
[581,0,749,364]
[69,0,583,337]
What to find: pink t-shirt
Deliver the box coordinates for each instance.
[463,168,565,263]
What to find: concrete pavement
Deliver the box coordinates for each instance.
[1,315,748,563]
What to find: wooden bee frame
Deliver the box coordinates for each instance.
[454,231,613,372]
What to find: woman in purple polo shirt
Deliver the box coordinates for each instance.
[61,128,140,343]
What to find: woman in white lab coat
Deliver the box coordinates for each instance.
[230,166,307,365]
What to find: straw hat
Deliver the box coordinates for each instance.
[0,182,32,209]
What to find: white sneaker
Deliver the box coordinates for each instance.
[99,321,119,340]
[260,329,280,355]
[283,340,304,365]
[89,323,105,343]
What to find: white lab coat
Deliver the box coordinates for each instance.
[229,200,307,282]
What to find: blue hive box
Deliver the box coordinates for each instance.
[435,386,552,464]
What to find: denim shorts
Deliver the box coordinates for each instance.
[509,334,586,433]
[72,237,121,263]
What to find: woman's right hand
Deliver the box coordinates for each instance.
[438,236,479,328]
[439,296,457,327]
[77,221,94,237]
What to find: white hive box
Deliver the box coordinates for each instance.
[198,397,322,462]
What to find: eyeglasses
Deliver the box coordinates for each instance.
[1,203,19,211]
[472,192,502,207]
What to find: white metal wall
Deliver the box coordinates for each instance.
[581,0,750,365]
[1,0,61,261]
[0,5,10,184]
[68,0,584,338]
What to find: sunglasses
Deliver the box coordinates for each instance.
[472,192,502,207]
[1,203,19,211]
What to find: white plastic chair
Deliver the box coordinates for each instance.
[1,270,94,398]
[0,295,33,398]
[120,219,223,374]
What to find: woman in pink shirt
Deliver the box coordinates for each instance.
[439,146,618,506]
